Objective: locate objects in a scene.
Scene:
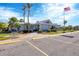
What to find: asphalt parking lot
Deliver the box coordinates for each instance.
[0,32,79,56]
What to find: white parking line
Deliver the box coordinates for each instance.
[25,40,48,56]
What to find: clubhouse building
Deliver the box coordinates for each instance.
[19,19,60,32]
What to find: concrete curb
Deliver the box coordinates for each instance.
[0,40,22,45]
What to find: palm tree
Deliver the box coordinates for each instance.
[22,4,27,30]
[22,3,32,32]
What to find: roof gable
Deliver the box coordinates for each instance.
[36,19,52,24]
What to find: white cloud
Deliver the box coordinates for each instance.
[23,3,78,25]
[0,7,21,22]
[41,3,76,25]
[0,3,79,26]
[0,6,42,24]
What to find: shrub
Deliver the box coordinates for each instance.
[37,30,42,33]
[70,30,74,32]
[51,29,57,32]
[23,30,28,33]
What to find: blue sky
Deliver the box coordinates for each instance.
[0,3,79,26]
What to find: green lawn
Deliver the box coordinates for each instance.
[0,33,10,40]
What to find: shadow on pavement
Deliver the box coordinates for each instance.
[61,35,74,38]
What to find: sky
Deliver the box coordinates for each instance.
[0,3,79,26]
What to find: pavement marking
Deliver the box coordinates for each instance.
[32,37,46,40]
[25,40,48,56]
